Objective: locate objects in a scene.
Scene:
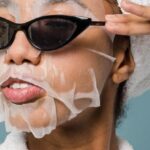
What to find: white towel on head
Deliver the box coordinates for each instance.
[117,0,150,99]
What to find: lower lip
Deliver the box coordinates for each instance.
[2,85,46,104]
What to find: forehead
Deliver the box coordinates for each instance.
[0,0,105,21]
[0,0,104,12]
[0,0,87,7]
[0,0,9,7]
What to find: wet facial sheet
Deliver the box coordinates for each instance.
[0,48,116,138]
[0,0,116,138]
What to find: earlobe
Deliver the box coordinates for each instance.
[111,35,135,84]
[113,65,131,84]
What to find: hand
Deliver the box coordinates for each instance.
[105,0,150,35]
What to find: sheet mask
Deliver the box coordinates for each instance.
[0,0,116,138]
[8,1,20,22]
[0,48,116,138]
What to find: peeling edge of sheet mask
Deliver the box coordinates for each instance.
[0,48,116,138]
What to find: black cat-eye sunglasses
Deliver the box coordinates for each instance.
[0,15,105,51]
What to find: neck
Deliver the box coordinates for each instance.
[26,80,119,150]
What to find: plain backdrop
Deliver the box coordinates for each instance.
[117,91,150,150]
[0,91,150,150]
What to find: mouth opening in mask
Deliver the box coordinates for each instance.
[1,78,46,105]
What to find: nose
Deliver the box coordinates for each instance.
[5,31,41,65]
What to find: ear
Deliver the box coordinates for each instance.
[112,35,135,84]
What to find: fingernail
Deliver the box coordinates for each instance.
[105,15,114,19]
[122,0,133,6]
[121,0,128,6]
[124,0,129,3]
[105,15,116,21]
[106,22,117,28]
[124,0,130,3]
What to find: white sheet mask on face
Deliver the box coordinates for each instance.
[0,48,116,138]
[0,0,116,139]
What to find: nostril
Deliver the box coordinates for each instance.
[5,54,41,65]
[10,59,15,64]
[8,59,31,65]
[23,59,31,64]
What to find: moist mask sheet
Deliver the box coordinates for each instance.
[0,0,116,138]
[0,49,115,138]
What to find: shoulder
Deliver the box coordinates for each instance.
[118,137,134,150]
[0,132,28,150]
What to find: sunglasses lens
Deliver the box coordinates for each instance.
[28,17,77,51]
[0,21,13,49]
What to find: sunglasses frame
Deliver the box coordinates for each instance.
[0,15,105,51]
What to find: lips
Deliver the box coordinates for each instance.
[1,78,46,104]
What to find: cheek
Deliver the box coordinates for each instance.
[72,27,113,55]
[7,33,113,131]
[53,28,114,92]
[46,46,113,93]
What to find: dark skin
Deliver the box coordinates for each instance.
[0,0,135,149]
[25,1,135,150]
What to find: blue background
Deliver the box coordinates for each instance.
[117,91,150,150]
[0,91,150,150]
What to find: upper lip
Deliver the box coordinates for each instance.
[1,78,34,88]
[1,77,47,105]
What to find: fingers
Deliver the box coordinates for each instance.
[105,21,150,35]
[105,14,150,35]
[105,0,150,35]
[105,14,148,23]
[121,0,150,19]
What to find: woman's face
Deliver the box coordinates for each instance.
[0,0,115,137]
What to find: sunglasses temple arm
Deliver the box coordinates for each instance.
[90,21,105,26]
